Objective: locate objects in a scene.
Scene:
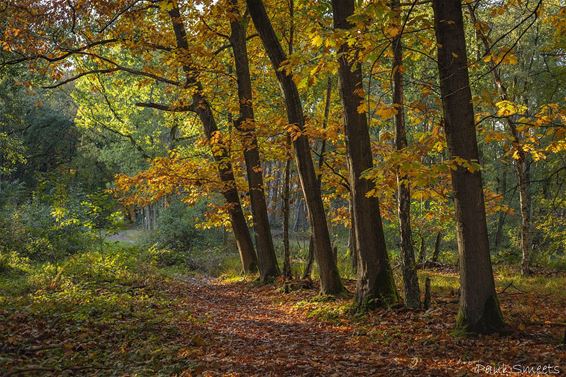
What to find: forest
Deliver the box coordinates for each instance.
[0,0,564,375]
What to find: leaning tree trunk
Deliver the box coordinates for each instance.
[247,0,343,294]
[167,3,257,273]
[467,4,532,275]
[391,0,420,309]
[302,78,332,280]
[229,1,279,281]
[432,0,505,334]
[332,0,398,309]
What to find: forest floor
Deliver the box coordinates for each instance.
[158,274,565,376]
[1,246,565,376]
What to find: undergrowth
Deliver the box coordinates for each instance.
[0,244,202,376]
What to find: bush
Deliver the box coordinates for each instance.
[146,245,188,267]
[2,199,92,261]
[146,200,203,252]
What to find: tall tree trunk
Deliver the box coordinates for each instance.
[332,0,398,309]
[281,0,294,281]
[417,234,426,264]
[167,2,257,273]
[517,160,532,275]
[467,4,532,275]
[292,199,304,232]
[247,0,343,294]
[302,237,315,280]
[432,0,505,333]
[229,1,279,281]
[494,167,507,250]
[432,232,442,263]
[302,78,332,280]
[282,137,292,279]
[348,196,358,274]
[391,0,420,309]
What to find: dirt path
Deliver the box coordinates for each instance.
[176,277,427,376]
[170,276,565,377]
[105,228,144,244]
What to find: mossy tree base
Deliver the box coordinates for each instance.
[354,269,399,313]
[455,295,507,335]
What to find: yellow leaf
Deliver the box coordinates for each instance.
[496,100,527,117]
[311,34,323,47]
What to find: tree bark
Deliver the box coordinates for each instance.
[332,0,398,309]
[293,199,306,232]
[247,0,343,294]
[517,160,532,275]
[168,2,257,273]
[391,0,420,309]
[432,0,505,333]
[432,232,442,263]
[494,167,507,250]
[348,196,358,275]
[229,0,279,280]
[282,137,292,279]
[417,234,426,265]
[467,4,532,275]
[302,237,315,280]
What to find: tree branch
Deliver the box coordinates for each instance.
[136,102,195,112]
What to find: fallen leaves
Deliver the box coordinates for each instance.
[2,269,564,376]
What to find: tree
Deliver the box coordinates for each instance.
[390,0,420,309]
[164,1,258,273]
[246,0,343,294]
[432,0,505,333]
[229,0,279,280]
[467,2,536,275]
[331,0,398,308]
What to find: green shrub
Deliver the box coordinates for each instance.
[147,245,188,267]
[145,200,202,252]
[0,190,123,262]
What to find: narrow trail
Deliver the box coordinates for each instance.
[170,277,565,376]
[174,277,417,377]
[105,228,143,244]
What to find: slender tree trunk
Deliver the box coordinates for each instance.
[391,0,420,309]
[494,168,507,250]
[302,237,315,280]
[282,137,292,279]
[348,196,358,274]
[517,160,532,275]
[332,0,398,309]
[293,199,305,232]
[467,4,532,275]
[302,78,332,280]
[493,164,513,250]
[229,1,279,280]
[432,232,442,263]
[417,234,426,264]
[281,0,294,281]
[432,0,505,333]
[167,2,257,273]
[247,0,343,294]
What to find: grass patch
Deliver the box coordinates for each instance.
[292,295,351,323]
